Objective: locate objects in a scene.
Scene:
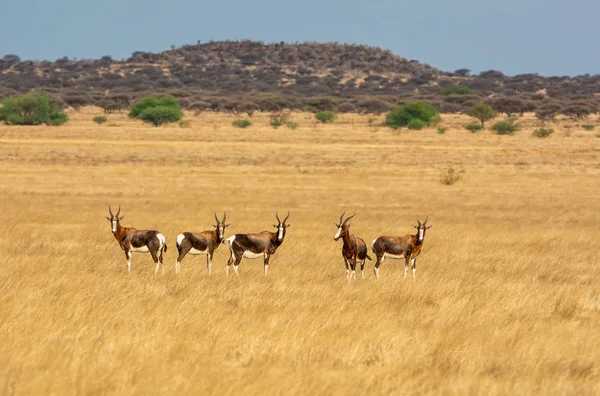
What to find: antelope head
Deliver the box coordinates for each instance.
[213,212,231,243]
[333,212,355,241]
[105,205,125,233]
[273,211,291,242]
[413,216,433,242]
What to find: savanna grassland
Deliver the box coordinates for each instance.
[1,109,599,395]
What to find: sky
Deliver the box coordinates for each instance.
[1,0,598,77]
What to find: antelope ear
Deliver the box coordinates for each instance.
[347,223,351,228]
[119,216,125,221]
[286,224,291,228]
[225,223,231,227]
[427,225,433,229]
[413,225,418,229]
[105,216,111,220]
[213,224,217,228]
[273,224,278,228]
[333,222,339,227]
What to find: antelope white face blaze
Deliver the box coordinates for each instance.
[419,228,424,241]
[112,221,117,232]
[335,227,342,239]
[278,226,284,241]
[218,226,224,239]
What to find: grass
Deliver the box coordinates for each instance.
[1,108,600,394]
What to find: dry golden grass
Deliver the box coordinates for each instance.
[1,109,600,395]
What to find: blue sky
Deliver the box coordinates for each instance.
[1,0,597,76]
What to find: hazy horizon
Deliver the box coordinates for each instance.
[1,0,599,77]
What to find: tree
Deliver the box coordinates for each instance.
[0,93,68,126]
[488,96,527,117]
[440,84,475,96]
[454,68,471,77]
[468,104,497,128]
[535,102,562,124]
[562,100,592,121]
[384,101,439,129]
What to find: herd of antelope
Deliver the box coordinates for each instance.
[106,205,432,280]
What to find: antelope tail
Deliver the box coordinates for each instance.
[176,241,182,254]
[163,243,168,253]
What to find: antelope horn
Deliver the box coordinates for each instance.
[417,217,421,226]
[215,212,219,224]
[108,205,114,217]
[339,211,346,225]
[116,205,121,217]
[343,213,356,224]
[223,211,226,224]
[276,211,281,223]
[424,215,428,225]
[283,211,290,224]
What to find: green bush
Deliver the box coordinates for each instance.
[129,96,181,119]
[138,106,183,127]
[271,120,283,128]
[440,84,475,96]
[407,119,426,130]
[384,101,439,129]
[491,120,519,135]
[468,104,497,128]
[465,123,483,133]
[437,126,448,134]
[533,128,553,138]
[93,116,108,125]
[232,119,252,128]
[0,93,68,126]
[315,111,336,123]
[582,124,595,131]
[286,121,298,130]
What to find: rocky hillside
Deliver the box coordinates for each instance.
[1,40,599,114]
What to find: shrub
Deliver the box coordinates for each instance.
[465,123,483,133]
[437,126,448,134]
[407,119,426,130]
[286,121,298,130]
[468,104,497,128]
[0,93,68,126]
[491,120,519,135]
[270,120,283,128]
[178,120,190,128]
[441,166,461,185]
[93,116,108,125]
[315,111,336,123]
[232,119,251,128]
[582,124,595,131]
[440,84,475,96]
[129,96,181,119]
[384,101,438,129]
[533,128,553,138]
[138,106,183,127]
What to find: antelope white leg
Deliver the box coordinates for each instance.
[155,262,160,276]
[404,265,408,280]
[412,267,416,279]
[411,258,416,280]
[351,270,356,280]
[234,265,239,277]
[374,266,379,278]
[226,265,230,276]
[175,261,181,274]
[207,255,212,275]
[264,264,268,277]
[361,268,365,280]
[127,252,132,273]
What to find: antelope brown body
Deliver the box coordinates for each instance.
[372,216,432,279]
[106,205,167,275]
[333,212,372,280]
[225,212,290,277]
[175,212,230,275]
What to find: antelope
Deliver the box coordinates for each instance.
[225,212,290,277]
[333,212,372,280]
[372,216,432,279]
[175,212,231,275]
[105,205,167,275]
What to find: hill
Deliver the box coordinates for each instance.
[1,40,600,114]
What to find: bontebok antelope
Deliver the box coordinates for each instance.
[225,212,290,277]
[333,212,372,280]
[175,212,230,275]
[105,205,167,275]
[372,216,432,279]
